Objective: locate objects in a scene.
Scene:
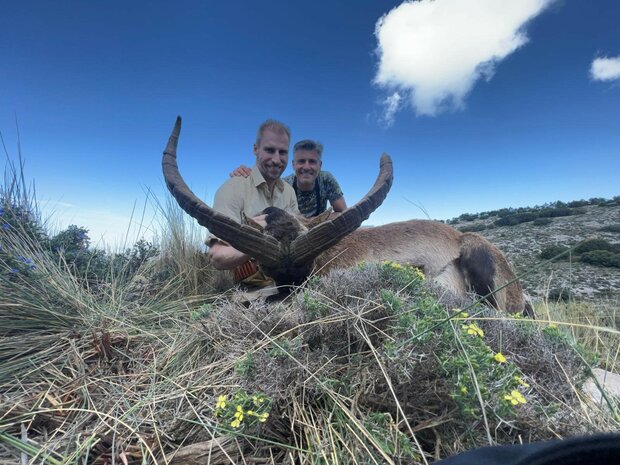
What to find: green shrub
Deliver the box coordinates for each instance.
[567,200,589,208]
[458,224,487,232]
[538,207,583,218]
[532,218,552,226]
[47,226,158,285]
[458,213,478,222]
[573,238,620,254]
[494,212,538,227]
[546,288,573,302]
[0,202,47,245]
[496,208,515,218]
[48,225,105,278]
[579,250,620,268]
[539,245,570,260]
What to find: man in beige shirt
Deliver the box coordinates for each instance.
[208,120,299,278]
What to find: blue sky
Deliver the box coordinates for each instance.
[1,0,619,247]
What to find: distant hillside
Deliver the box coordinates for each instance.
[448,199,620,301]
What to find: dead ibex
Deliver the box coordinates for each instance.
[163,117,532,316]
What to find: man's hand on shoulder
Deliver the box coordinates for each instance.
[230,165,252,178]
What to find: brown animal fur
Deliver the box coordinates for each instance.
[310,219,531,316]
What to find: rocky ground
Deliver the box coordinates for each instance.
[449,204,620,302]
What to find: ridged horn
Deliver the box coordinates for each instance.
[289,153,393,263]
[162,116,282,267]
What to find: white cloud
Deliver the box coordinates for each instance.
[374,0,555,119]
[590,55,620,82]
[380,92,403,127]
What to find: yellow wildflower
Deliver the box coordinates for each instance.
[494,352,507,363]
[413,268,425,280]
[258,412,269,422]
[460,386,468,394]
[515,376,530,388]
[548,323,558,329]
[504,390,527,405]
[464,323,484,337]
[453,308,469,318]
[230,419,241,428]
[252,395,265,406]
[215,395,227,410]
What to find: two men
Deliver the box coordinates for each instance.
[208,120,347,285]
[230,138,347,217]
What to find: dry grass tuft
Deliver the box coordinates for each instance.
[2,251,618,464]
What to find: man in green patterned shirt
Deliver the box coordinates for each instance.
[230,139,347,217]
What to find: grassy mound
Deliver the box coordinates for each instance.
[1,248,617,463]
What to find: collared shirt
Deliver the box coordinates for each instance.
[209,166,298,286]
[212,164,299,224]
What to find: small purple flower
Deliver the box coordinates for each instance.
[0,207,4,216]
[1,223,9,230]
[10,268,19,274]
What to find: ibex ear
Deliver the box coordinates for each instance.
[242,212,264,232]
[301,208,333,229]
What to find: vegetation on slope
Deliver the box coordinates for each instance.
[1,157,619,464]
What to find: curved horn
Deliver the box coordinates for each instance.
[162,116,282,267]
[289,153,393,263]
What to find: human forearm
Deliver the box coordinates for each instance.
[331,197,347,212]
[208,242,251,270]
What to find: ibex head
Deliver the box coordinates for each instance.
[162,116,393,287]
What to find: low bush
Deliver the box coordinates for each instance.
[546,287,573,302]
[540,244,570,260]
[458,213,478,222]
[533,218,553,226]
[493,206,585,228]
[567,200,589,208]
[458,224,487,233]
[574,238,620,255]
[580,250,620,268]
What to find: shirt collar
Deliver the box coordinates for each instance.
[251,164,285,192]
